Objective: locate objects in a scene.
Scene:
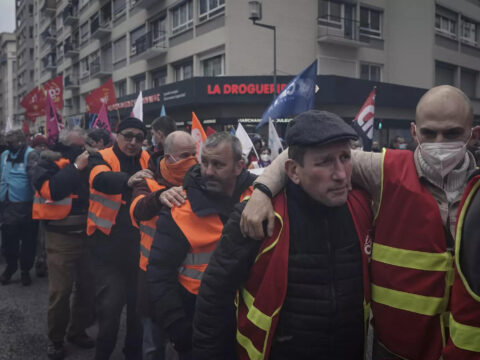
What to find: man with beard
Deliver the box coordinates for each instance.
[147,132,255,359]
[129,131,197,360]
[0,129,39,286]
[87,117,150,360]
[31,127,94,360]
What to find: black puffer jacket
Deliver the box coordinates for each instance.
[147,165,256,354]
[193,181,366,360]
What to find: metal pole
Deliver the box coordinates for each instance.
[273,26,277,99]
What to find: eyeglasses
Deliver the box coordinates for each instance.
[120,132,145,143]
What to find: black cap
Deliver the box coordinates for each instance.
[286,110,358,147]
[117,117,147,135]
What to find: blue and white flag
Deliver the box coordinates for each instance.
[258,60,317,128]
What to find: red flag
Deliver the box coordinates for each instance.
[45,92,61,144]
[20,87,45,120]
[22,119,30,135]
[42,75,63,110]
[206,126,216,137]
[352,87,376,151]
[191,112,207,159]
[92,103,112,134]
[85,78,117,114]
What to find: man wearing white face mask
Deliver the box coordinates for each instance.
[239,85,480,360]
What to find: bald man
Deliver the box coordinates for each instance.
[239,85,479,360]
[129,130,197,360]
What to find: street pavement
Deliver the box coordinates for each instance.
[0,256,126,360]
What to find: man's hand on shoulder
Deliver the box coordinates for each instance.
[240,189,275,240]
[159,186,186,208]
[127,169,154,187]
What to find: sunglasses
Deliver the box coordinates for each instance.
[120,132,145,143]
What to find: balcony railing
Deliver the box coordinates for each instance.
[42,53,56,71]
[40,0,56,15]
[133,31,168,59]
[90,59,112,77]
[64,41,79,57]
[63,4,79,25]
[65,74,79,88]
[90,17,112,39]
[317,16,367,47]
[41,27,57,43]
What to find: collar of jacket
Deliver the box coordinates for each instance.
[183,164,256,218]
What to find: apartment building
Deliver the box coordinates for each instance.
[17,0,480,138]
[15,0,35,125]
[0,33,17,130]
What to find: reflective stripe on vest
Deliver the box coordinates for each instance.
[371,149,451,360]
[32,158,76,220]
[174,187,253,295]
[89,193,122,211]
[87,211,114,229]
[443,176,480,357]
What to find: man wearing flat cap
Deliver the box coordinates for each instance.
[192,110,373,360]
[87,117,151,360]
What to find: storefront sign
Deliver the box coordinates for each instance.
[207,83,287,96]
[109,93,161,110]
[238,118,292,123]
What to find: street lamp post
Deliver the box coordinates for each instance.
[248,1,277,99]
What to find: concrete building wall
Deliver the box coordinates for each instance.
[0,33,17,129]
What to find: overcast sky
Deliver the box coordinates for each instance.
[0,0,16,34]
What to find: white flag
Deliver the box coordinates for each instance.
[4,116,13,133]
[236,123,255,159]
[130,91,143,121]
[268,119,283,160]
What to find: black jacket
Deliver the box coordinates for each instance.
[88,144,146,267]
[193,181,365,360]
[147,165,255,353]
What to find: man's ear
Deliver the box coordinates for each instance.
[285,159,301,185]
[469,125,480,147]
[234,159,244,176]
[410,122,419,146]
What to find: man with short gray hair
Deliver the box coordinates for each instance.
[31,126,94,359]
[147,132,255,359]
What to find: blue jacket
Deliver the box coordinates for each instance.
[0,147,35,202]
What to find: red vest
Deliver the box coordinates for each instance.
[172,187,253,295]
[371,149,453,360]
[236,189,373,360]
[130,178,166,271]
[87,147,150,235]
[443,173,480,359]
[32,158,78,220]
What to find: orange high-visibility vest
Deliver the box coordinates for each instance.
[235,189,373,360]
[371,149,452,360]
[33,158,78,220]
[443,173,480,359]
[87,147,150,236]
[130,178,166,271]
[171,187,253,295]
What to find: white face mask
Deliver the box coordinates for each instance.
[419,141,467,178]
[260,154,271,162]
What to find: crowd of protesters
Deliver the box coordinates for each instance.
[1,84,480,360]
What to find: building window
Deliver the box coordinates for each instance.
[133,74,146,93]
[461,18,478,45]
[435,14,456,38]
[435,61,456,86]
[360,7,382,37]
[318,0,342,24]
[360,63,381,82]
[80,21,89,45]
[151,17,167,45]
[80,57,89,78]
[116,80,127,97]
[461,68,478,98]
[130,25,146,56]
[151,67,167,88]
[174,60,193,81]
[113,0,126,17]
[113,36,126,62]
[199,0,225,22]
[202,54,224,76]
[171,1,193,35]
